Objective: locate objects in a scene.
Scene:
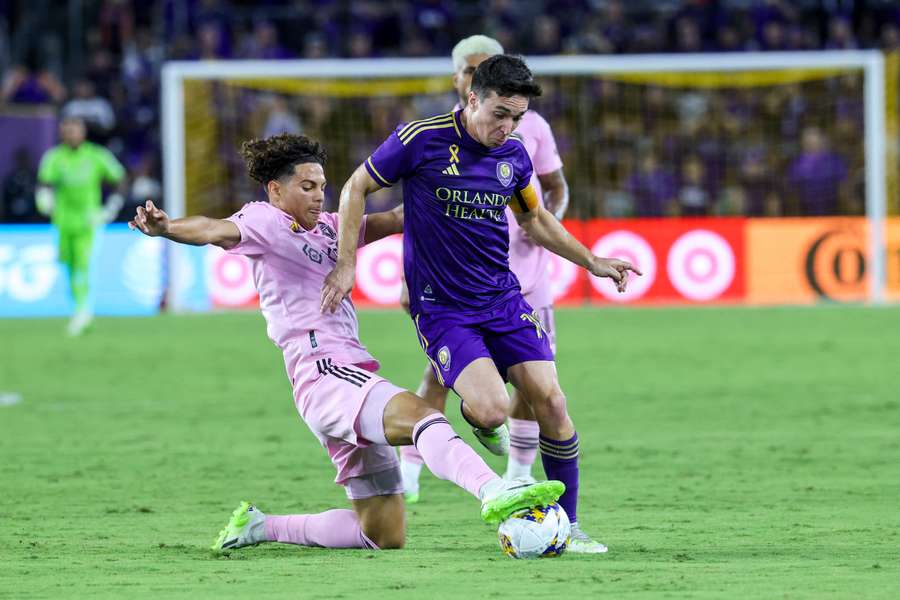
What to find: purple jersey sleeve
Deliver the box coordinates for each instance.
[225,202,276,256]
[364,125,419,188]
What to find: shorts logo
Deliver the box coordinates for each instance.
[437,346,451,371]
[497,162,513,186]
[520,311,545,339]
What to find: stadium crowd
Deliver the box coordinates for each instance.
[2,0,898,221]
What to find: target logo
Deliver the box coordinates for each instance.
[589,230,656,302]
[667,230,735,301]
[356,235,404,304]
[207,247,258,307]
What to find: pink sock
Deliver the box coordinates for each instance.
[399,445,424,465]
[264,509,378,549]
[412,414,498,498]
[508,417,540,467]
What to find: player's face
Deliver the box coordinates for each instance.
[467,91,528,148]
[60,119,86,147]
[269,162,326,230]
[452,52,491,106]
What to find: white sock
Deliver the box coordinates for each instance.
[399,459,422,494]
[477,477,506,501]
[504,457,533,480]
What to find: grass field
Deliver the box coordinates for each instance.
[2,306,899,599]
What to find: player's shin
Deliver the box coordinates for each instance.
[266,509,379,549]
[539,432,580,524]
[411,414,498,498]
[507,417,540,480]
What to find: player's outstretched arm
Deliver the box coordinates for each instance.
[321,164,382,313]
[363,203,403,244]
[515,205,642,293]
[128,200,240,250]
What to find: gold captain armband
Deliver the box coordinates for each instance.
[509,183,540,214]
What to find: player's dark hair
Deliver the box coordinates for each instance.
[240,133,327,185]
[469,54,542,100]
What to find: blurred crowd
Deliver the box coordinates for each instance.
[2,0,899,221]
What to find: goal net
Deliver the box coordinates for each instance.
[162,52,888,307]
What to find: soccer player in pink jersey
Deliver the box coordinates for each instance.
[128,134,563,551]
[394,37,605,553]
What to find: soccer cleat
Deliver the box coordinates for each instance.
[502,470,536,485]
[472,424,510,456]
[211,501,267,552]
[67,309,93,337]
[567,522,609,554]
[404,491,420,504]
[480,479,565,524]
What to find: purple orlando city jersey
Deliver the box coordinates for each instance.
[365,109,535,315]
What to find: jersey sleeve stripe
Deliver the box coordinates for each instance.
[399,116,453,143]
[398,112,453,139]
[401,122,456,146]
[366,157,393,187]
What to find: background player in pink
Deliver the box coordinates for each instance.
[128,134,563,552]
[395,35,587,547]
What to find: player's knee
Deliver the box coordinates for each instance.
[535,390,569,424]
[466,398,510,429]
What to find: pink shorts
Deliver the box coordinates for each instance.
[292,357,405,496]
[524,302,556,356]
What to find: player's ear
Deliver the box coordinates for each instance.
[467,89,478,110]
[266,179,280,200]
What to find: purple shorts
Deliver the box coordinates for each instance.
[412,293,554,389]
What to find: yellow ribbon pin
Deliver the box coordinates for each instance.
[449,144,460,164]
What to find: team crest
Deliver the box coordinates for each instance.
[437,346,451,371]
[496,162,513,186]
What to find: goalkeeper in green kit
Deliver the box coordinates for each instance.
[36,116,127,335]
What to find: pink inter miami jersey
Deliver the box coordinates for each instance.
[506,109,564,310]
[226,201,374,377]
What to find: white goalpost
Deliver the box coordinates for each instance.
[161,51,887,309]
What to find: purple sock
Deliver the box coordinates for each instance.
[539,432,579,523]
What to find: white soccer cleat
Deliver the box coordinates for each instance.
[211,501,267,552]
[67,309,93,337]
[472,424,510,456]
[567,522,609,554]
[503,472,536,484]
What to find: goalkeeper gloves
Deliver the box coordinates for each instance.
[36,188,54,216]
[92,193,125,226]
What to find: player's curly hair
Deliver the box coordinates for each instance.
[240,133,327,185]
[470,54,542,100]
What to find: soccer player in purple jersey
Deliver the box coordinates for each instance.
[398,35,572,521]
[129,134,563,552]
[322,56,640,554]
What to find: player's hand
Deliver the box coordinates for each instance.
[398,276,410,314]
[589,256,642,293]
[129,200,170,237]
[321,260,355,313]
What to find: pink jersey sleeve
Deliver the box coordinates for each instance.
[530,113,563,176]
[318,211,369,248]
[225,201,277,256]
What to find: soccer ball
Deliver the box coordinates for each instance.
[497,502,570,559]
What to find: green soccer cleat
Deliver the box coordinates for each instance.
[211,501,266,552]
[472,424,510,456]
[404,491,420,504]
[480,479,565,525]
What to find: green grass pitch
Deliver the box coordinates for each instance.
[2,306,899,598]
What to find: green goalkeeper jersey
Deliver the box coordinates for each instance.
[38,142,125,230]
